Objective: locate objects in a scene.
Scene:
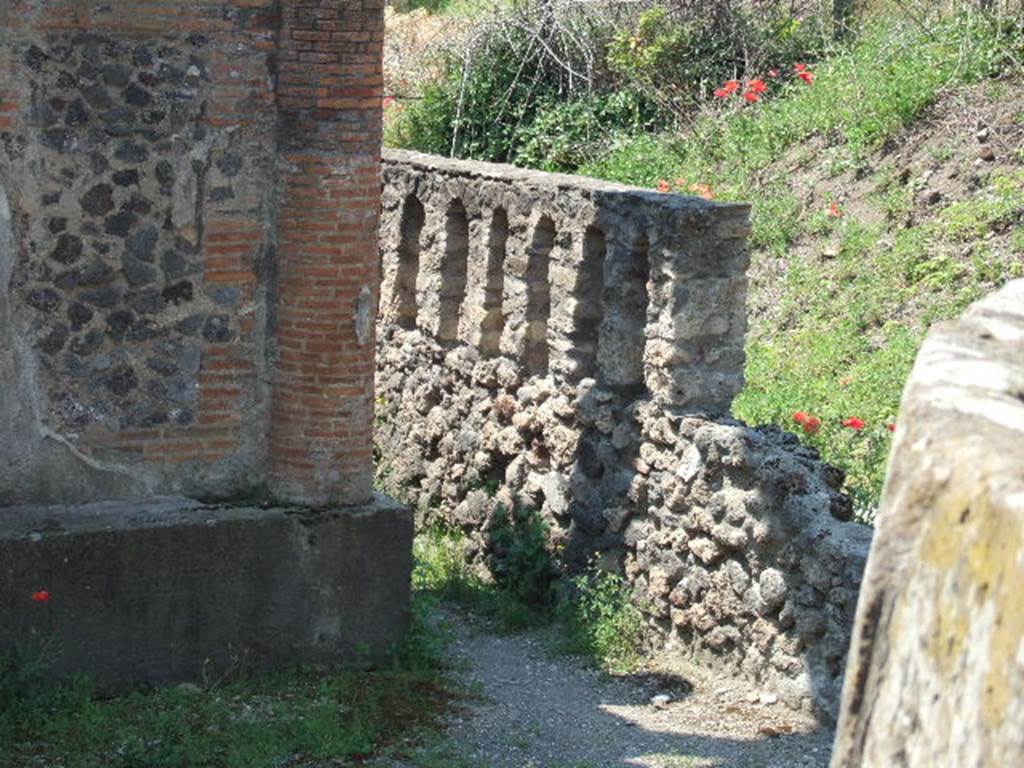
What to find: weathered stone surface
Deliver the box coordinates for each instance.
[380,149,750,411]
[375,151,872,720]
[0,1,385,507]
[832,280,1024,767]
[0,496,413,691]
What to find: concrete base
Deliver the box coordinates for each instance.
[0,495,413,692]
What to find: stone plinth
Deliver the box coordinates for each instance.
[0,496,413,691]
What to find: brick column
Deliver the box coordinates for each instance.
[268,0,383,506]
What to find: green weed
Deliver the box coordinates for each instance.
[414,526,647,671]
[558,566,647,674]
[0,600,452,767]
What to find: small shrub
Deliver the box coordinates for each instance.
[560,566,647,673]
[516,89,661,171]
[487,506,557,609]
[413,525,482,601]
[386,23,567,163]
[413,522,550,631]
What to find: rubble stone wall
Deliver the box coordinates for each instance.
[376,149,873,718]
[0,0,384,506]
[832,280,1024,766]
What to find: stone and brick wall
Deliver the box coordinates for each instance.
[375,149,873,719]
[0,0,384,507]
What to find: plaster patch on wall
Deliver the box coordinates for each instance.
[354,284,372,346]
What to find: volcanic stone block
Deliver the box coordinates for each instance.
[0,495,413,692]
[832,279,1024,767]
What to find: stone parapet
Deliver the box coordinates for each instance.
[376,150,871,719]
[381,148,751,412]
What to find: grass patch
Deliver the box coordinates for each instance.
[1,598,453,767]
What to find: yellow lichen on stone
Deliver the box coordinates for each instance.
[919,465,1024,734]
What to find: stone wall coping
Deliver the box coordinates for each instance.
[382,148,751,214]
[0,493,409,538]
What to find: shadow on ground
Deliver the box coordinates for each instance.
[376,608,833,768]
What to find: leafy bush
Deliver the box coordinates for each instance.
[413,524,482,601]
[607,5,827,119]
[414,521,553,631]
[559,566,647,673]
[515,89,661,171]
[487,506,557,608]
[413,525,649,670]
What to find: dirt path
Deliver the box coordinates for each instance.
[382,610,835,768]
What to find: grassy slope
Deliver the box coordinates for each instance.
[581,14,1024,518]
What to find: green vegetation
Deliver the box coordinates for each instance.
[1,595,452,767]
[415,522,648,672]
[385,22,661,169]
[557,567,647,673]
[390,2,1024,516]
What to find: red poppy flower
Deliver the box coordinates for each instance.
[793,411,808,423]
[798,70,814,85]
[382,95,395,109]
[657,180,670,193]
[828,201,842,218]
[31,590,50,603]
[743,91,760,103]
[715,79,740,98]
[887,423,896,433]
[842,417,865,430]
[794,63,808,72]
[747,79,768,94]
[802,415,822,435]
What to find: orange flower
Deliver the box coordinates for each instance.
[802,415,822,435]
[793,411,809,423]
[743,91,760,103]
[691,183,714,200]
[747,79,768,94]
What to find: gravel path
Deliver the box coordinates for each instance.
[383,610,835,768]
